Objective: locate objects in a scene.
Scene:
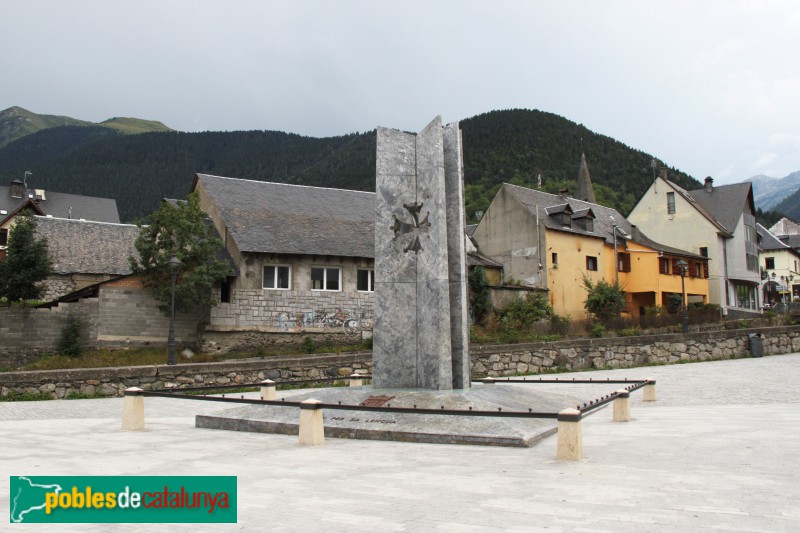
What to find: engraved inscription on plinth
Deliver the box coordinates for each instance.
[373,116,470,390]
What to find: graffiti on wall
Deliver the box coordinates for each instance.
[274,307,373,332]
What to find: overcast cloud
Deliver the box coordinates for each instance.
[3,0,799,184]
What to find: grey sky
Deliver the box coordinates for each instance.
[3,0,799,184]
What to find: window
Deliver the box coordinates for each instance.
[745,224,757,244]
[263,265,291,290]
[311,267,340,291]
[746,253,758,272]
[659,257,670,274]
[586,256,598,271]
[699,247,708,258]
[551,252,558,267]
[735,283,757,310]
[357,269,374,292]
[220,277,232,303]
[0,228,7,246]
[765,257,775,270]
[560,213,572,227]
[667,192,676,214]
[703,262,709,279]
[618,253,631,273]
[671,258,682,275]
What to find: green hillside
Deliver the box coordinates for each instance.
[774,188,800,221]
[0,106,91,148]
[0,106,173,148]
[0,108,701,223]
[99,117,173,134]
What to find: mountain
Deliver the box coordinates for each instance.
[0,106,91,148]
[774,188,800,221]
[0,106,173,148]
[99,117,173,134]
[0,108,700,223]
[745,171,800,211]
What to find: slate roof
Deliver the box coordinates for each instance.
[503,183,705,259]
[503,183,633,245]
[194,174,375,257]
[778,234,800,251]
[34,217,140,275]
[661,180,731,236]
[467,252,503,269]
[757,223,800,257]
[684,182,754,235]
[0,183,120,224]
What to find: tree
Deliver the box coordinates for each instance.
[0,212,52,303]
[130,192,230,313]
[582,276,626,322]
[468,266,493,325]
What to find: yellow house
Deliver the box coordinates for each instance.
[472,183,710,319]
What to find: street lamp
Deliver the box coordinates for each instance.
[676,259,689,333]
[167,255,181,366]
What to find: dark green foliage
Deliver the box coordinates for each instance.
[771,190,800,223]
[582,276,626,322]
[0,212,52,303]
[495,293,552,329]
[129,192,230,313]
[57,315,82,357]
[755,207,788,229]
[468,267,493,325]
[549,314,571,336]
[667,293,682,314]
[0,109,699,223]
[302,336,316,354]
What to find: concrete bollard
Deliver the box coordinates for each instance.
[122,387,145,431]
[643,379,657,402]
[556,408,583,461]
[260,380,276,401]
[613,390,631,422]
[349,371,363,388]
[298,399,324,445]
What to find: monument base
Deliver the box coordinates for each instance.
[195,385,583,447]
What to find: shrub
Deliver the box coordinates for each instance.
[667,294,682,314]
[494,293,552,330]
[582,277,626,322]
[590,323,606,338]
[468,267,493,325]
[57,315,82,357]
[549,314,571,336]
[301,336,316,354]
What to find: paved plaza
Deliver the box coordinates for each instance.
[2,353,800,532]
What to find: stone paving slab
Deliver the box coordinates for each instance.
[1,353,799,531]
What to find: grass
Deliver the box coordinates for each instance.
[0,391,53,402]
[19,340,374,372]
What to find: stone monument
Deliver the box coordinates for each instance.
[372,117,469,390]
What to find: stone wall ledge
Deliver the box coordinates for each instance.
[0,352,373,386]
[471,325,799,355]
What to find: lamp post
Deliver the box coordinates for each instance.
[676,259,688,333]
[167,255,181,366]
[610,216,619,286]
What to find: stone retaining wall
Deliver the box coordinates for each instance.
[2,326,799,398]
[0,353,373,399]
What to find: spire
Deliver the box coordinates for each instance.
[576,152,596,203]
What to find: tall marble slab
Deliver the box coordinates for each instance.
[373,116,470,390]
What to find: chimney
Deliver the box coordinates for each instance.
[704,176,714,192]
[10,179,24,199]
[558,188,569,198]
[659,169,668,180]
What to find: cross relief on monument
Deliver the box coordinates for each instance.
[391,202,430,253]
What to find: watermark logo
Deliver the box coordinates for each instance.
[10,476,237,523]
